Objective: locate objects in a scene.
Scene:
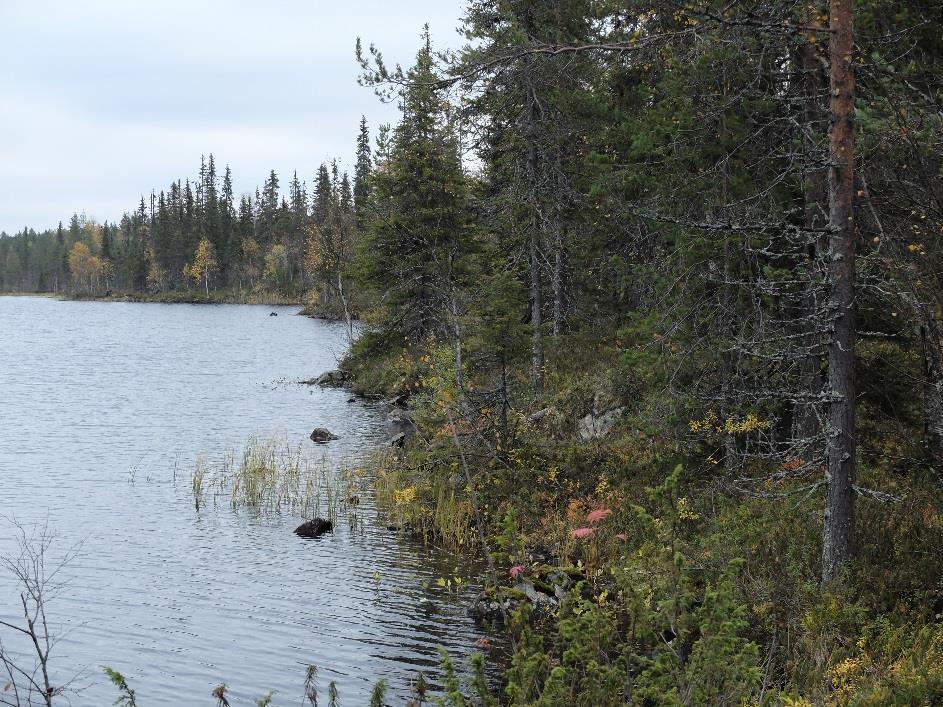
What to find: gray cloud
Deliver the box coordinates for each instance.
[0,0,465,233]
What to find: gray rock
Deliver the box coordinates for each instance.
[577,406,625,441]
[314,369,348,387]
[387,407,415,437]
[527,407,553,424]
[516,581,557,608]
[389,432,408,448]
[310,428,339,443]
[546,569,575,600]
[468,597,512,622]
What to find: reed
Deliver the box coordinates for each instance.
[192,457,206,510]
[190,435,351,522]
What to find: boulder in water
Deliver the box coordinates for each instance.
[314,369,348,387]
[294,517,333,538]
[310,428,339,443]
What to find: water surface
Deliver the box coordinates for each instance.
[0,297,488,705]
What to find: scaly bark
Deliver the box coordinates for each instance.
[822,0,857,585]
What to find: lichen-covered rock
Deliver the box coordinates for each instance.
[577,406,625,440]
[468,580,560,624]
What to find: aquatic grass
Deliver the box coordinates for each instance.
[192,456,206,511]
[369,679,388,707]
[190,435,353,522]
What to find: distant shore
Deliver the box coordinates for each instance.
[0,289,300,306]
[0,290,357,323]
[75,289,302,306]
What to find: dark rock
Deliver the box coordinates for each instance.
[386,392,411,408]
[347,397,356,403]
[310,428,339,443]
[389,432,407,448]
[294,517,333,538]
[269,312,278,317]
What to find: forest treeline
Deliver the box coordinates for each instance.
[3,0,943,702]
[0,120,373,309]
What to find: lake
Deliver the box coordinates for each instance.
[0,296,491,705]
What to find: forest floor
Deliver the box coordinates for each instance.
[341,331,943,705]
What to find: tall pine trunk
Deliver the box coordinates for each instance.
[822,0,857,585]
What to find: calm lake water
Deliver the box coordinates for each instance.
[0,296,490,705]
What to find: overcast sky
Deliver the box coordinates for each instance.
[0,1,466,235]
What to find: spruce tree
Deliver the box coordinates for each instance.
[353,116,372,228]
[220,165,236,283]
[356,28,474,343]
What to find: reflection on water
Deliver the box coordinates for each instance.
[0,297,491,705]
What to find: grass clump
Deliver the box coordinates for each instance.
[372,448,476,548]
[190,435,357,522]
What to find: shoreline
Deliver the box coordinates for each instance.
[0,291,356,326]
[70,290,303,306]
[1,289,302,306]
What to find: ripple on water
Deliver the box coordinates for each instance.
[0,297,494,705]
